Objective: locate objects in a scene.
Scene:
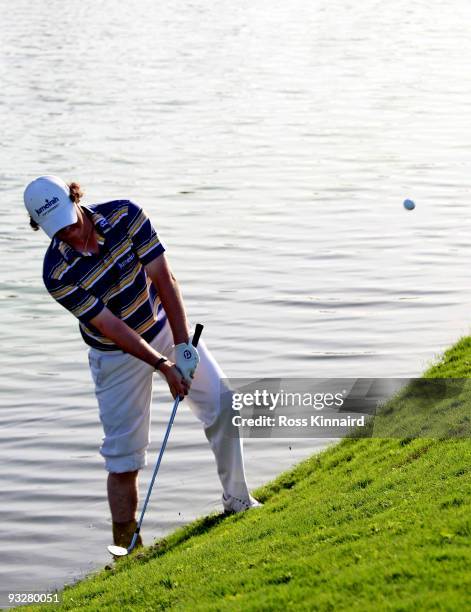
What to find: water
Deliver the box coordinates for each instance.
[1,0,471,598]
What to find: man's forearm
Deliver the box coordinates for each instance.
[89,306,190,399]
[158,274,190,345]
[94,314,164,367]
[145,255,190,346]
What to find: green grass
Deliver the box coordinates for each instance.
[19,338,471,611]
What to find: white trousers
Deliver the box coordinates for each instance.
[87,318,251,500]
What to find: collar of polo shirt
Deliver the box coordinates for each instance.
[54,206,112,263]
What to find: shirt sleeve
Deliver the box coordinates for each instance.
[44,276,105,323]
[126,201,165,265]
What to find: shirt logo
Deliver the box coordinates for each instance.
[117,252,136,269]
[35,196,60,216]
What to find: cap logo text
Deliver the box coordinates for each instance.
[35,196,60,216]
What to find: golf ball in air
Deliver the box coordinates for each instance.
[403,199,415,210]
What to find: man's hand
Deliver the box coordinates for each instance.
[158,361,190,400]
[175,342,200,383]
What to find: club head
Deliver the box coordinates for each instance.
[107,545,129,557]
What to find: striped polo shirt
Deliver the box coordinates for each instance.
[43,200,167,351]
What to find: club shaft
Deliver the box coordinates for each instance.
[127,324,203,553]
[135,396,180,534]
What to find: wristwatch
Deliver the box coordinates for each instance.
[154,357,168,371]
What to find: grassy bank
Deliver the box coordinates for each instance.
[21,338,471,611]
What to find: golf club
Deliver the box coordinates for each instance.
[108,323,204,557]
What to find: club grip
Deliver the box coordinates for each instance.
[192,324,204,347]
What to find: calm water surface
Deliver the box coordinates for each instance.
[1,0,471,597]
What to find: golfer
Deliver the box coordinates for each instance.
[24,175,260,550]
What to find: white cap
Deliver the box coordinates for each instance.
[24,175,78,239]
